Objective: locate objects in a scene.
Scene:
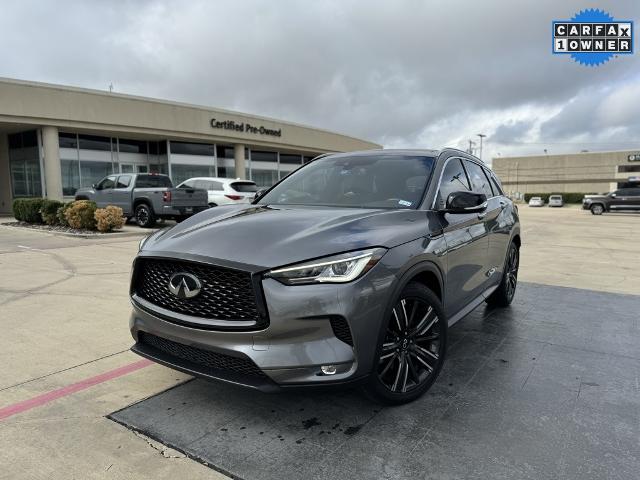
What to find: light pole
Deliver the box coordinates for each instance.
[477,133,486,161]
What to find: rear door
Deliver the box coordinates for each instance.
[436,157,490,315]
[615,188,640,210]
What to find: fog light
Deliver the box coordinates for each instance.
[321,365,338,375]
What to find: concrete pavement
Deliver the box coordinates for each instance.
[0,207,638,479]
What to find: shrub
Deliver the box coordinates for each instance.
[56,202,73,227]
[94,205,125,232]
[40,199,64,225]
[12,198,45,223]
[64,200,97,230]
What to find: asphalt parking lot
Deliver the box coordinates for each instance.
[1,206,639,479]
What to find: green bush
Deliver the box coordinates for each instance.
[64,200,97,230]
[523,192,597,204]
[12,198,45,223]
[56,202,73,227]
[40,199,64,225]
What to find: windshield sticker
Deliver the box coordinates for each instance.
[398,200,412,207]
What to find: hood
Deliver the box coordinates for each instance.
[142,204,434,270]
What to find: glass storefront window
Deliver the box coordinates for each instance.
[9,131,42,198]
[217,165,235,178]
[119,138,148,154]
[80,161,113,188]
[78,134,111,151]
[280,154,302,164]
[59,132,78,149]
[171,164,214,185]
[251,168,278,188]
[251,150,277,162]
[170,141,214,156]
[61,159,80,196]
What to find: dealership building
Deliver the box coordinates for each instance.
[492,150,640,196]
[0,78,380,213]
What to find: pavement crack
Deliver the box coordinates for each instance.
[131,430,187,459]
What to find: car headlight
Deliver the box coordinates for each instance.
[266,248,386,285]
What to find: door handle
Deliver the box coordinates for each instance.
[499,200,507,209]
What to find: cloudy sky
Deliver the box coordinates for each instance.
[1,0,639,163]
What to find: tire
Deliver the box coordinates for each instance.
[485,242,519,307]
[364,282,447,405]
[590,204,605,215]
[135,203,156,228]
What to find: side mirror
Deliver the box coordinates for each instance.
[92,183,98,190]
[610,193,617,198]
[443,191,487,214]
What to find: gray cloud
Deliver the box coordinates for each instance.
[1,0,639,161]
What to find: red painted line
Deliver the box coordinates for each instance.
[0,359,153,421]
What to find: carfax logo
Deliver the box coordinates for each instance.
[552,9,633,66]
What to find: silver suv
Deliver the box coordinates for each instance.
[130,149,521,404]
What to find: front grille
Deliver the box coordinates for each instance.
[139,332,266,377]
[134,258,264,325]
[330,317,353,346]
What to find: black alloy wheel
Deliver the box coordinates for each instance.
[486,242,519,307]
[135,204,156,228]
[366,282,447,405]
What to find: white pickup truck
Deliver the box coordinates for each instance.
[74,173,209,227]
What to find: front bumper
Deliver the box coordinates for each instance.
[129,263,396,391]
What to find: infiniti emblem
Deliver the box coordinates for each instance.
[168,272,202,299]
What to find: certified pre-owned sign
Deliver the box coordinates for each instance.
[553,9,633,66]
[210,118,282,137]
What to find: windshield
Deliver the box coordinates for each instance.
[257,154,435,209]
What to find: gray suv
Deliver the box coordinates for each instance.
[130,149,521,404]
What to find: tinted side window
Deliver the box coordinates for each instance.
[98,176,116,189]
[116,175,131,188]
[230,182,258,193]
[488,171,504,195]
[135,175,173,188]
[196,180,223,190]
[464,160,493,198]
[436,158,471,209]
[627,188,640,197]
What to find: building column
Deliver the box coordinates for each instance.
[234,143,246,179]
[41,126,63,200]
[0,133,12,213]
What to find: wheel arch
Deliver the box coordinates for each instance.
[133,198,153,212]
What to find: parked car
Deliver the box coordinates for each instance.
[129,149,521,404]
[582,188,640,215]
[177,177,258,207]
[548,195,564,207]
[75,173,209,227]
[528,196,544,207]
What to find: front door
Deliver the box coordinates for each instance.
[435,157,491,315]
[112,175,133,215]
[94,175,116,208]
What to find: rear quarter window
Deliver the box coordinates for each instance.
[135,175,173,188]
